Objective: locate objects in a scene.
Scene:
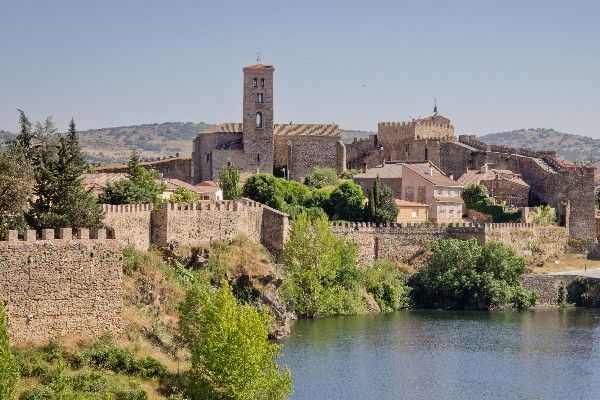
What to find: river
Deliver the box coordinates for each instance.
[280,309,600,400]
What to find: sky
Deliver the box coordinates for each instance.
[1,1,599,138]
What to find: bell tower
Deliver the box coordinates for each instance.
[242,64,274,173]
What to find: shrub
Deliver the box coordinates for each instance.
[567,276,590,306]
[303,167,339,189]
[363,261,411,312]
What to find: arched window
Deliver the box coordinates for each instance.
[252,78,257,87]
[261,78,265,87]
[256,93,263,103]
[256,112,263,128]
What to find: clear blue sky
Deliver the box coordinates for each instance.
[1,0,599,138]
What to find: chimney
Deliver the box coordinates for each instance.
[464,166,469,174]
[482,164,488,173]
[363,162,368,173]
[449,172,454,180]
[429,165,434,176]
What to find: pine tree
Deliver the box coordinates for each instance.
[0,299,19,399]
[219,164,242,200]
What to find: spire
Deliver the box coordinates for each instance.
[433,98,438,116]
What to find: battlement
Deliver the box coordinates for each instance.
[3,228,113,242]
[330,221,537,234]
[379,121,454,129]
[103,204,153,213]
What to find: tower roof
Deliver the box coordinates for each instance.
[243,64,275,71]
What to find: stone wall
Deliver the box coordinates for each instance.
[102,204,152,251]
[275,136,344,181]
[97,157,192,183]
[520,274,600,305]
[0,229,122,344]
[331,222,568,266]
[345,136,384,170]
[192,131,243,183]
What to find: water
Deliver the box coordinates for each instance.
[280,309,600,400]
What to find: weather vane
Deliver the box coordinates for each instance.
[256,50,262,63]
[433,98,438,115]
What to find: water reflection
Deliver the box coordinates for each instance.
[281,309,600,400]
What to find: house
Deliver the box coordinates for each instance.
[164,179,223,201]
[457,164,529,207]
[394,199,429,223]
[400,162,463,223]
[352,162,403,198]
[82,173,129,196]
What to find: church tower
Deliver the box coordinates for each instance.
[242,64,274,173]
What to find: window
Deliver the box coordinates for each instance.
[261,78,265,87]
[412,210,418,218]
[205,152,210,163]
[227,161,231,167]
[257,154,260,163]
[256,112,263,128]
[252,78,257,87]
[256,93,263,103]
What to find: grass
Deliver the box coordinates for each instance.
[529,253,600,274]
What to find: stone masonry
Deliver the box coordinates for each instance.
[0,228,122,344]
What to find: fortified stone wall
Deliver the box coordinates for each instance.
[345,136,384,170]
[0,228,122,344]
[331,222,568,266]
[97,156,192,183]
[520,274,600,305]
[102,204,153,251]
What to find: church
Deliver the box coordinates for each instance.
[192,64,346,183]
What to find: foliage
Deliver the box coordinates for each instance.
[461,184,520,222]
[409,238,537,310]
[9,112,103,230]
[219,165,241,200]
[558,284,569,307]
[339,169,360,180]
[99,150,165,207]
[567,276,591,306]
[461,184,490,210]
[530,204,556,226]
[180,283,293,400]
[362,261,411,312]
[0,145,34,237]
[0,299,19,399]
[168,187,199,203]
[364,176,398,224]
[303,167,339,189]
[281,214,368,317]
[327,182,364,222]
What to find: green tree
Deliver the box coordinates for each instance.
[180,283,293,400]
[219,164,242,200]
[281,214,366,317]
[364,176,398,223]
[530,205,556,226]
[99,150,165,206]
[0,146,34,236]
[169,187,199,203]
[409,238,537,310]
[0,299,19,399]
[461,184,490,209]
[363,260,411,312]
[303,167,339,189]
[327,182,364,221]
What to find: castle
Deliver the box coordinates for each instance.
[191,64,346,182]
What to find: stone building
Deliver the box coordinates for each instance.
[192,64,346,183]
[457,164,530,207]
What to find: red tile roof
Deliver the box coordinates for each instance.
[394,199,429,208]
[401,162,462,187]
[243,64,275,71]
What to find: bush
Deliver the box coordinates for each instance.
[567,276,590,306]
[409,238,537,310]
[303,167,339,189]
[461,183,521,222]
[363,261,411,312]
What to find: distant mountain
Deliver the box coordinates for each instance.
[478,128,600,163]
[340,129,375,144]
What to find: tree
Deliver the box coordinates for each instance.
[0,299,19,399]
[281,214,366,317]
[327,182,364,221]
[180,283,293,400]
[99,150,165,206]
[364,176,398,224]
[530,205,556,226]
[169,187,199,203]
[303,167,339,189]
[219,164,242,200]
[0,146,34,236]
[461,184,490,209]
[409,238,537,310]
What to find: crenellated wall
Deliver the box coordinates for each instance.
[331,222,568,266]
[0,228,122,344]
[103,204,153,251]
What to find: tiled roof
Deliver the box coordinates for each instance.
[354,163,403,179]
[457,169,529,188]
[274,124,339,137]
[394,199,429,208]
[199,123,340,138]
[164,179,206,194]
[197,180,219,187]
[433,196,464,203]
[243,64,275,71]
[401,162,462,187]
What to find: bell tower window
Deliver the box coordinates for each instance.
[256,93,263,103]
[252,78,257,87]
[261,78,265,87]
[256,112,263,128]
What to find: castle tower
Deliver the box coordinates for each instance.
[242,64,275,173]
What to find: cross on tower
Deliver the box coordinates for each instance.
[256,50,262,63]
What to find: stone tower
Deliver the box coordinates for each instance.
[242,64,275,173]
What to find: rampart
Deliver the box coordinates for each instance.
[331,222,568,266]
[345,136,384,170]
[103,204,153,251]
[0,228,122,344]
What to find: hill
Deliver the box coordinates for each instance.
[478,128,600,163]
[340,129,375,144]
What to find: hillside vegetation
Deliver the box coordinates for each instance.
[479,128,600,162]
